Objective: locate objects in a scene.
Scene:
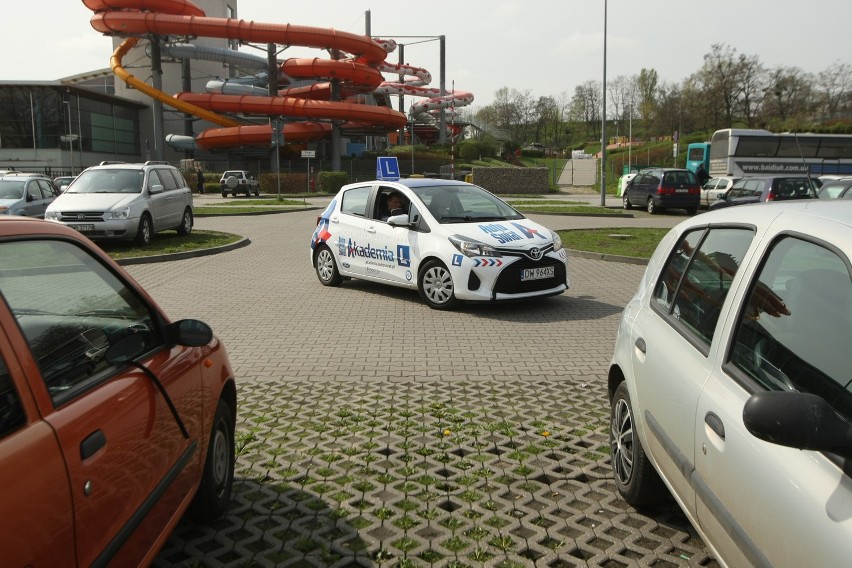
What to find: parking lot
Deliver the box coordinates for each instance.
[124,203,716,567]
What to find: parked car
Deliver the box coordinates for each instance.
[44,161,194,246]
[0,215,236,566]
[708,175,820,210]
[53,175,77,191]
[310,178,570,310]
[220,170,259,197]
[817,177,852,199]
[608,200,852,567]
[0,172,60,218]
[622,168,700,214]
[700,176,740,208]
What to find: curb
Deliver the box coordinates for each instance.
[195,206,320,217]
[566,247,648,265]
[115,236,251,266]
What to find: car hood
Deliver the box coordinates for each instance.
[444,219,554,249]
[49,192,140,212]
[0,198,22,207]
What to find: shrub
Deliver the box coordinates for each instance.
[258,172,309,194]
[317,171,349,194]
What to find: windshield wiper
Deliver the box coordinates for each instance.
[12,307,65,317]
[78,308,137,319]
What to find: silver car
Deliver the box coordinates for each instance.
[0,173,60,218]
[700,176,739,208]
[45,161,193,245]
[609,200,852,567]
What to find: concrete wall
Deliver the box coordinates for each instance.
[470,167,549,194]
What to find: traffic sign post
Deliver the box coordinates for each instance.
[301,150,316,192]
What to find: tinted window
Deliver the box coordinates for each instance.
[730,237,852,420]
[0,355,25,438]
[0,240,162,405]
[656,228,754,346]
[157,169,180,191]
[341,186,370,217]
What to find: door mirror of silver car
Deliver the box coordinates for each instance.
[743,391,852,458]
[149,184,164,194]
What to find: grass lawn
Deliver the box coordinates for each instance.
[558,227,670,259]
[99,230,242,260]
[516,205,627,216]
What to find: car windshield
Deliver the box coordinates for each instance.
[66,169,144,194]
[0,180,24,200]
[410,184,523,223]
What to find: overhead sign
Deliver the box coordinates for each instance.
[301,150,316,158]
[376,156,400,181]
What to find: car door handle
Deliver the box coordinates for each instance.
[366,225,377,234]
[704,412,725,440]
[634,337,646,354]
[80,429,106,460]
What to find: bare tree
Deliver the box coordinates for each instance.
[737,53,767,127]
[817,61,852,122]
[762,66,815,127]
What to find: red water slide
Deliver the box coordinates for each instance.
[83,0,408,149]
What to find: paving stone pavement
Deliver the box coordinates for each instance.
[122,204,717,567]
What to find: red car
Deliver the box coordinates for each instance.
[0,216,236,566]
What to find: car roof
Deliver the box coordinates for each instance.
[385,178,473,189]
[0,215,87,238]
[1,172,50,179]
[687,199,852,227]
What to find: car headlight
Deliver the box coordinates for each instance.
[109,205,131,220]
[449,235,502,258]
[550,230,563,252]
[44,209,58,220]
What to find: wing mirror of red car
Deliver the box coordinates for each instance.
[743,391,852,458]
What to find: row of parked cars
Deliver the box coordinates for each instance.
[622,167,849,215]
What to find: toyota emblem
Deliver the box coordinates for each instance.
[529,247,542,260]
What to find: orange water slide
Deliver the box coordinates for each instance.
[83,0,408,149]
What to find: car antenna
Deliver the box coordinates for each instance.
[793,131,814,188]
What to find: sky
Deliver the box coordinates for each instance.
[4,0,851,110]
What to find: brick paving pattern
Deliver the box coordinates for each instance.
[122,204,717,567]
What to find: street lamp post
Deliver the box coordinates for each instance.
[600,0,607,206]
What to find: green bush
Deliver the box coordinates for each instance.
[258,172,310,194]
[317,171,349,193]
[458,139,498,161]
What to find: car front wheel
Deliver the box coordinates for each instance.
[134,213,152,246]
[418,260,459,310]
[188,399,235,521]
[315,245,343,286]
[177,207,193,236]
[610,381,667,507]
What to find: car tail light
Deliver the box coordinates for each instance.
[657,185,672,195]
[766,188,777,202]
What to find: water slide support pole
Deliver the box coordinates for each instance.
[150,35,165,161]
[439,35,446,144]
[398,44,405,151]
[268,43,281,198]
[181,57,193,156]
[331,48,341,172]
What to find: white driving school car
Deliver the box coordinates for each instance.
[310,179,569,309]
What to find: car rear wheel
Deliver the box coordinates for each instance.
[418,260,459,310]
[610,381,667,507]
[315,245,343,286]
[177,207,193,236]
[134,213,152,246]
[622,194,632,210]
[188,399,235,521]
[646,198,658,214]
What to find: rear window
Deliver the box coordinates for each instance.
[774,178,818,200]
[663,171,698,186]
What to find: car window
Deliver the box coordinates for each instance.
[0,354,25,439]
[26,181,42,201]
[704,178,719,189]
[0,239,162,406]
[730,237,852,419]
[340,185,370,217]
[68,169,144,194]
[647,173,661,186]
[36,180,55,198]
[655,228,754,346]
[157,169,180,191]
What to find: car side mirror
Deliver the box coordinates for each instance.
[149,184,164,194]
[387,213,412,227]
[26,193,34,202]
[743,391,852,458]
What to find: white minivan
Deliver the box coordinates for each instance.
[45,161,193,245]
[310,178,570,310]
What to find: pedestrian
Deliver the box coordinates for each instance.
[695,163,710,185]
[196,168,205,194]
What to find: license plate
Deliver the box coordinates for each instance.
[69,224,95,232]
[675,188,689,193]
[521,266,555,281]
